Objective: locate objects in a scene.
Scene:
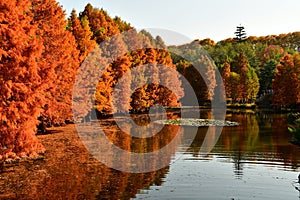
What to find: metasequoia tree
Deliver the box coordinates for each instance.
[273,53,300,107]
[229,72,241,102]
[68,9,97,63]
[221,62,231,98]
[72,4,185,115]
[0,0,46,159]
[31,0,80,125]
[239,53,248,102]
[230,53,259,102]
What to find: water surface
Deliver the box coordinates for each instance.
[1,110,300,200]
[133,110,300,199]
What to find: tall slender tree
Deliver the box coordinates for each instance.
[31,0,80,125]
[0,0,46,159]
[68,9,97,63]
[273,53,300,107]
[229,72,241,102]
[245,66,259,102]
[239,53,248,102]
[221,62,231,98]
[258,45,284,93]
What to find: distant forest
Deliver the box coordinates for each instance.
[0,0,300,159]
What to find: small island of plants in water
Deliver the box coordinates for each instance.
[155,118,239,127]
[287,113,300,145]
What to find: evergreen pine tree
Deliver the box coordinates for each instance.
[234,25,247,42]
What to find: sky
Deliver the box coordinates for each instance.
[57,0,300,45]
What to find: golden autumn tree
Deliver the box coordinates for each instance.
[110,56,132,113]
[0,0,46,159]
[239,53,248,102]
[113,16,132,32]
[76,4,132,115]
[68,9,97,63]
[79,3,120,43]
[102,34,132,114]
[73,46,109,120]
[31,0,80,126]
[128,31,152,113]
[229,72,241,102]
[221,62,231,99]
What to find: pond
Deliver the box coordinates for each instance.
[133,110,300,199]
[1,109,300,199]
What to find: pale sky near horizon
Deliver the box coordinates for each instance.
[57,0,300,45]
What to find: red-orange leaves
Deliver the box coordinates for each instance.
[273,53,300,107]
[31,0,80,125]
[0,0,45,160]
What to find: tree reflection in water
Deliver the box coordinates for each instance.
[0,113,181,199]
[1,111,300,199]
[184,110,300,179]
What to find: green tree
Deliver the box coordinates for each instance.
[229,72,241,102]
[171,42,217,104]
[258,45,284,93]
[245,66,260,102]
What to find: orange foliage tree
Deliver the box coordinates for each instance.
[272,53,300,107]
[221,62,231,99]
[31,0,80,126]
[129,31,183,112]
[0,0,46,159]
[76,5,184,115]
